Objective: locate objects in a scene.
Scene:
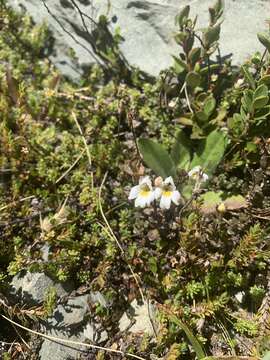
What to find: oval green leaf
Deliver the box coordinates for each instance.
[203,24,220,48]
[188,47,201,67]
[257,32,270,52]
[253,96,269,109]
[190,130,228,175]
[241,65,256,90]
[186,71,201,89]
[253,84,268,99]
[175,5,190,27]
[171,130,191,170]
[138,139,176,178]
[204,97,216,117]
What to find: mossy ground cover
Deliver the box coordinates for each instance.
[0,1,270,359]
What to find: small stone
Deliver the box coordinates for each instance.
[39,292,108,360]
[83,322,108,343]
[119,299,157,336]
[10,271,72,305]
[50,295,90,328]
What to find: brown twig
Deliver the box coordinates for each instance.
[127,110,143,161]
[41,0,102,66]
[0,209,52,228]
[71,111,94,190]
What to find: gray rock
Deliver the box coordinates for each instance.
[39,334,85,360]
[10,271,71,305]
[83,322,108,343]
[50,295,90,327]
[39,293,108,360]
[6,0,270,79]
[88,291,107,308]
[119,299,157,336]
[40,244,50,262]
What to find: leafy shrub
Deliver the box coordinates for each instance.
[1,0,270,358]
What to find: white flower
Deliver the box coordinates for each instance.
[235,291,245,303]
[128,176,155,207]
[234,78,244,89]
[154,176,181,209]
[188,166,208,182]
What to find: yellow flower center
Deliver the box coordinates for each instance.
[191,172,199,179]
[139,184,151,197]
[162,184,173,197]
[162,190,173,198]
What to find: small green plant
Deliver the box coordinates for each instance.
[43,287,57,317]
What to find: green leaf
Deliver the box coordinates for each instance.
[169,315,206,359]
[138,139,176,178]
[228,113,245,135]
[203,24,221,48]
[175,5,190,27]
[176,116,193,126]
[253,96,269,109]
[183,34,195,54]
[213,0,224,15]
[199,191,223,214]
[241,89,254,113]
[253,84,268,99]
[223,195,248,210]
[203,97,216,117]
[251,52,261,66]
[172,56,188,74]
[209,0,224,25]
[258,74,270,86]
[188,47,201,67]
[211,108,227,124]
[254,105,270,121]
[182,184,194,200]
[190,130,228,175]
[186,71,201,89]
[199,63,220,75]
[148,257,158,274]
[171,130,191,170]
[257,32,270,52]
[196,111,208,123]
[241,65,256,90]
[253,84,269,109]
[174,32,187,45]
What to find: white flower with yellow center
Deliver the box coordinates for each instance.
[188,166,208,182]
[128,176,155,207]
[154,176,181,209]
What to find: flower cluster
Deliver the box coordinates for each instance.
[128,175,181,209]
[187,165,208,182]
[128,166,208,209]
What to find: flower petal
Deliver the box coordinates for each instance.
[202,173,209,182]
[139,176,152,189]
[172,190,181,205]
[128,185,140,200]
[188,166,201,178]
[135,191,155,207]
[146,191,155,206]
[154,187,162,200]
[160,194,172,209]
[164,176,176,189]
[135,195,147,208]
